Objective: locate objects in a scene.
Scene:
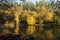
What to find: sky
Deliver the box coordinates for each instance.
[17,0,57,4]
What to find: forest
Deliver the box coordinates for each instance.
[0,0,60,40]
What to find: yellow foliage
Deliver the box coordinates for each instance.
[41,6,47,11]
[26,15,36,35]
[14,12,20,34]
[31,11,38,18]
[9,23,15,29]
[46,10,54,21]
[15,17,19,23]
[0,10,3,13]
[26,26,36,35]
[45,30,53,39]
[2,30,9,35]
[56,8,60,13]
[5,10,9,13]
[11,7,15,11]
[14,26,19,34]
[27,15,35,25]
[21,10,29,17]
[14,12,20,23]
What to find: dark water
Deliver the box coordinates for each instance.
[0,34,42,40]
